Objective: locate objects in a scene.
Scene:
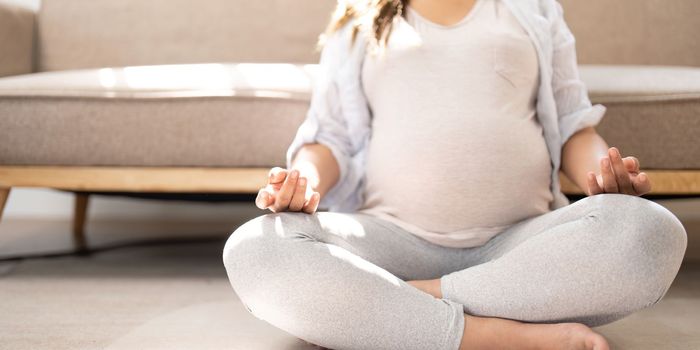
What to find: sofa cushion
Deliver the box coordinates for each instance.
[0,64,315,167]
[0,64,698,169]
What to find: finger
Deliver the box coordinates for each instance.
[302,192,321,214]
[623,156,640,173]
[268,167,288,185]
[632,172,652,195]
[609,147,634,194]
[631,156,640,171]
[288,176,308,211]
[586,171,603,196]
[272,169,299,212]
[255,188,268,209]
[600,156,618,193]
[255,188,273,210]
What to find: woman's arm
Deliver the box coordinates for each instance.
[290,143,341,200]
[561,127,608,192]
[562,127,652,196]
[284,22,372,212]
[548,1,650,197]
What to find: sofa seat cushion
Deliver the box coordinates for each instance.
[0,64,698,169]
[0,63,316,167]
[579,65,700,169]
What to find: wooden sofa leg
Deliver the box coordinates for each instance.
[0,187,10,220]
[73,192,89,253]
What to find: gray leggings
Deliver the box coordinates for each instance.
[223,194,687,350]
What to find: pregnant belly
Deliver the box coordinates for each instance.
[362,118,554,233]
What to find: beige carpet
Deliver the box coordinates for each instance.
[0,218,699,350]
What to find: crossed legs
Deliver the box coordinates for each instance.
[223,194,686,349]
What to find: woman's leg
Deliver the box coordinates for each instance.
[222,211,466,350]
[440,193,687,327]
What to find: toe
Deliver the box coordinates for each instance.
[587,333,609,350]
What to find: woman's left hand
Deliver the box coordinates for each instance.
[586,147,652,196]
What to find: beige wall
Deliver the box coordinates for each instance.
[560,0,700,67]
[33,0,700,70]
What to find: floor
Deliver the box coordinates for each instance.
[1,209,699,349]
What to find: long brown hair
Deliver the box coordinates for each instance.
[319,0,409,49]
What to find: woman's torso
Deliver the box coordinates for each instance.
[358,0,554,248]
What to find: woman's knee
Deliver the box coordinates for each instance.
[222,212,313,314]
[590,194,687,256]
[589,194,687,303]
[223,212,312,265]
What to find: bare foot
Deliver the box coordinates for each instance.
[461,314,609,350]
[407,279,442,298]
[408,279,608,349]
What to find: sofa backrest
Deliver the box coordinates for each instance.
[37,0,336,71]
[36,0,699,72]
[559,0,700,67]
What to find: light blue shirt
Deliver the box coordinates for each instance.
[286,0,606,213]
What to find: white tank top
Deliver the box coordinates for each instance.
[358,0,553,248]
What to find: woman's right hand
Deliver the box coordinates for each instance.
[255,167,321,214]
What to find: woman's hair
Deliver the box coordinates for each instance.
[319,0,408,49]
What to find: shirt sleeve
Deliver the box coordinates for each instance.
[549,1,606,146]
[285,24,371,212]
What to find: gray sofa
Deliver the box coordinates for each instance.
[0,0,699,249]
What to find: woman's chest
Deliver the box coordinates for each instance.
[360,0,540,119]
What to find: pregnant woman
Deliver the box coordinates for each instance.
[223,0,687,349]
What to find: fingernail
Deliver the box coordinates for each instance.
[290,170,298,179]
[299,177,306,186]
[602,158,609,167]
